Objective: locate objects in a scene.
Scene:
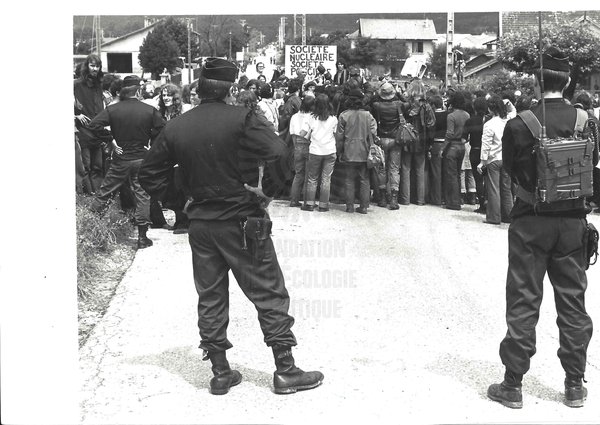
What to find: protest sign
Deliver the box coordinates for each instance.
[285,45,337,81]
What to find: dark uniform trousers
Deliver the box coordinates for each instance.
[188,219,297,352]
[90,157,151,226]
[500,215,593,377]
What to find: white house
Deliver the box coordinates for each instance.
[435,33,497,51]
[350,18,438,57]
[99,21,160,75]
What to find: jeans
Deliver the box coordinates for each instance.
[189,219,297,352]
[80,143,105,194]
[375,139,402,191]
[484,160,513,223]
[90,157,151,226]
[75,134,85,194]
[305,153,337,207]
[400,150,426,204]
[500,216,592,377]
[289,141,310,203]
[344,162,370,208]
[428,142,444,205]
[442,142,465,209]
[469,147,485,205]
[461,170,476,194]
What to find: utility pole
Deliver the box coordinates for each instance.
[445,12,455,88]
[229,31,233,60]
[93,15,102,56]
[279,17,286,49]
[293,14,306,45]
[187,18,192,84]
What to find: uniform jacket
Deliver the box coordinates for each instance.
[503,98,599,218]
[335,109,377,162]
[139,99,288,221]
[89,97,166,161]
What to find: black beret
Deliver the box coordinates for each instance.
[122,75,141,88]
[534,47,570,72]
[201,57,238,82]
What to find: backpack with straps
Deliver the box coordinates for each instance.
[515,108,594,206]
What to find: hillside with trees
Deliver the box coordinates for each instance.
[73,12,500,51]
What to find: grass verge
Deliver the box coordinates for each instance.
[76,194,137,347]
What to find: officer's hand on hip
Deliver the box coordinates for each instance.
[244,183,273,208]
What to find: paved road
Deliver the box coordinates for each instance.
[79,201,600,424]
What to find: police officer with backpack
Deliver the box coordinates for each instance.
[487,46,598,409]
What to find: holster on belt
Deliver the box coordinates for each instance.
[241,216,272,263]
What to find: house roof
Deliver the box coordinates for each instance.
[573,14,600,36]
[464,54,500,78]
[358,19,437,41]
[101,20,162,48]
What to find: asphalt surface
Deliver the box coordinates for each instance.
[79,200,600,425]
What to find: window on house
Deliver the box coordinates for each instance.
[412,42,424,53]
[106,53,133,73]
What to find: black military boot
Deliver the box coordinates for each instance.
[377,189,388,208]
[206,351,242,395]
[137,225,153,249]
[564,374,587,408]
[389,189,399,210]
[272,347,324,394]
[487,370,523,409]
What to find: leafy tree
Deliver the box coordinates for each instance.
[138,23,181,79]
[429,43,488,81]
[341,36,383,68]
[74,40,92,55]
[195,15,235,57]
[497,17,600,99]
[162,17,201,63]
[429,43,446,80]
[382,40,409,60]
[461,70,535,96]
[305,34,328,46]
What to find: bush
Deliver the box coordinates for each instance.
[76,194,134,301]
[462,70,536,97]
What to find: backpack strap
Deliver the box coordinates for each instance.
[515,111,542,205]
[396,101,407,126]
[518,110,542,139]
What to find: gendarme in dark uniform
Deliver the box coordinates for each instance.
[138,58,323,396]
[487,47,598,409]
[89,75,166,249]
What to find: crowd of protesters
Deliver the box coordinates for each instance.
[74,54,600,247]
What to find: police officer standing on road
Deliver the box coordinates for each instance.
[487,46,598,409]
[88,75,166,249]
[138,58,323,396]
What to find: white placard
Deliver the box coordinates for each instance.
[285,45,337,81]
